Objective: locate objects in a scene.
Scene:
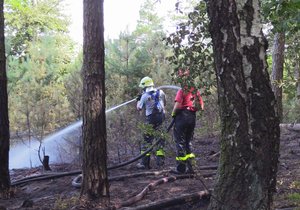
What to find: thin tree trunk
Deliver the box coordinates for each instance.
[0,0,11,198]
[81,0,109,203]
[295,60,300,100]
[207,0,280,209]
[271,32,285,122]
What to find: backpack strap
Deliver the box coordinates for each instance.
[155,89,160,104]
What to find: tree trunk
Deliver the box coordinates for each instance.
[295,60,300,100]
[207,0,280,209]
[0,0,11,197]
[271,32,285,122]
[42,155,51,171]
[81,0,109,202]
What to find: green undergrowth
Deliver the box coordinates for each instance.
[287,193,300,208]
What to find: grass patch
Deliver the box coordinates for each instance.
[287,193,300,206]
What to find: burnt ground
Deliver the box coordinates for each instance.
[1,127,300,210]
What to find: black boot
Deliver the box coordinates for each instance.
[145,155,151,169]
[156,156,165,167]
[136,156,151,169]
[176,162,186,173]
[186,159,195,174]
[170,161,186,174]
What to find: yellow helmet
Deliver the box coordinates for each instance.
[139,76,154,88]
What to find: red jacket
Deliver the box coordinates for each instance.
[174,87,204,112]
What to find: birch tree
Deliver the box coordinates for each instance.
[207,0,280,209]
[271,32,285,122]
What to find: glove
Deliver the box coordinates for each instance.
[136,94,142,101]
[171,111,176,118]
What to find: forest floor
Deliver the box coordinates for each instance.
[1,126,300,210]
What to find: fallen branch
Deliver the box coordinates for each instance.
[200,172,216,178]
[113,175,178,209]
[118,190,210,210]
[11,170,81,186]
[11,172,58,183]
[72,170,170,188]
[208,151,220,160]
[11,165,218,187]
[113,173,209,209]
[109,170,170,181]
[198,165,218,170]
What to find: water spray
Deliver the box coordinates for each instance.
[9,85,180,169]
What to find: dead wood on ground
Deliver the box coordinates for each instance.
[111,173,212,209]
[118,190,210,210]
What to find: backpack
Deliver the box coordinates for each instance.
[149,90,162,113]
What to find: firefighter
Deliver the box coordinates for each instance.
[136,76,167,169]
[171,69,204,174]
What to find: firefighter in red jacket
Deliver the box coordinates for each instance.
[171,69,204,174]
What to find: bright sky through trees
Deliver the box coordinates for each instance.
[63,0,180,44]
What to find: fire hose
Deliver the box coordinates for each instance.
[72,119,176,188]
[11,119,176,188]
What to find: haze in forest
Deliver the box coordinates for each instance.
[63,0,182,43]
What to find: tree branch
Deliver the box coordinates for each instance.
[118,190,210,210]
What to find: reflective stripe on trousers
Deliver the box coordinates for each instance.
[176,153,195,161]
[173,109,196,160]
[141,111,165,155]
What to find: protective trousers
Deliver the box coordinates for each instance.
[173,109,196,173]
[139,112,165,169]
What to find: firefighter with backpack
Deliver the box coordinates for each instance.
[136,76,167,169]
